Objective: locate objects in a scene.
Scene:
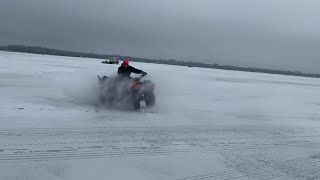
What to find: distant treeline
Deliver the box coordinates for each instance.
[1,45,319,78]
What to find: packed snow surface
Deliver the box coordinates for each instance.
[1,51,320,180]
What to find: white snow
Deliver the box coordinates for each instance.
[1,51,320,180]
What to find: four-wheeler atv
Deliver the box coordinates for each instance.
[98,74,155,110]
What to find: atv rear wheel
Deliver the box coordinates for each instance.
[99,94,106,104]
[132,100,141,110]
[145,92,155,107]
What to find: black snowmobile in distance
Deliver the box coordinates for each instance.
[98,74,155,110]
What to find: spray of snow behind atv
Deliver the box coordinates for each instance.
[97,75,155,111]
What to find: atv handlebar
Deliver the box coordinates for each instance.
[98,73,146,82]
[133,73,147,81]
[141,72,147,77]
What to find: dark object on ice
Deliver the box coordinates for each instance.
[101,56,120,64]
[98,74,155,110]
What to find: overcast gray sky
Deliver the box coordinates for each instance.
[1,0,320,73]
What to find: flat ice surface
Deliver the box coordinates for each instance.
[1,51,320,180]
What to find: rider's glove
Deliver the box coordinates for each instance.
[142,72,147,76]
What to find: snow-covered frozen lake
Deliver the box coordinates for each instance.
[1,51,320,180]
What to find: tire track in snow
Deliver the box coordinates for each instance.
[176,158,320,180]
[0,140,319,162]
[1,128,320,162]
[1,127,319,143]
[0,146,219,162]
[1,127,320,138]
[1,139,319,149]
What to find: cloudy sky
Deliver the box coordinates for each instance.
[1,0,320,73]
